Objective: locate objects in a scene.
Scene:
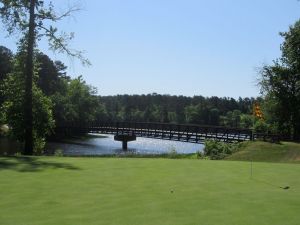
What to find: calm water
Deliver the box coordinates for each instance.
[45,134,204,156]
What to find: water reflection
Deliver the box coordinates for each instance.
[46,134,204,156]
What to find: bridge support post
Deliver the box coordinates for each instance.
[114,133,136,150]
[122,141,128,150]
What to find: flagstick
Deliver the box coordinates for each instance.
[251,102,263,179]
[251,158,253,179]
[251,123,253,179]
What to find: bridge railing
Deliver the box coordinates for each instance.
[55,121,260,143]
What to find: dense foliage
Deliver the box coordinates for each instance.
[0,46,13,124]
[0,45,99,152]
[203,140,242,160]
[1,44,55,152]
[99,94,259,127]
[259,19,300,140]
[0,0,89,154]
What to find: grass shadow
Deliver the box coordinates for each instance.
[0,156,80,172]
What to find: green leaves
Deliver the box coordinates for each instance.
[259,19,300,140]
[204,140,242,160]
[2,48,54,153]
[0,0,90,154]
[0,0,90,65]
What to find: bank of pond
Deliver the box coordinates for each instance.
[1,134,300,163]
[0,134,203,157]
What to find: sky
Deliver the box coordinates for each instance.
[1,0,300,98]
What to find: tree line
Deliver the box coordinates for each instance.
[99,94,258,128]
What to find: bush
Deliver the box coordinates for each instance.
[168,146,178,158]
[195,150,202,159]
[204,140,241,160]
[253,120,270,133]
[54,149,64,157]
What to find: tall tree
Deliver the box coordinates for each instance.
[0,0,89,154]
[0,45,13,82]
[23,0,35,154]
[0,45,13,124]
[0,45,13,106]
[3,47,54,152]
[36,52,61,96]
[259,20,300,140]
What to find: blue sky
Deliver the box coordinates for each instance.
[1,0,300,98]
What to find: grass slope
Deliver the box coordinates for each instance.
[227,141,300,163]
[0,156,300,225]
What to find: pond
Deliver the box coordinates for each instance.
[45,134,204,156]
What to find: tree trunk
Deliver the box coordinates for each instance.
[24,0,35,155]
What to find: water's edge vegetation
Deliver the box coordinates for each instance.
[1,133,300,163]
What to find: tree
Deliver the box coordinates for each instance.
[0,46,13,123]
[259,20,300,140]
[63,76,99,125]
[0,0,89,154]
[209,108,220,126]
[240,114,253,129]
[36,52,61,96]
[2,47,54,152]
[0,45,13,83]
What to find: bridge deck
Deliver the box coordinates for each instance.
[56,122,258,144]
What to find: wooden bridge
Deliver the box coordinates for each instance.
[55,121,278,144]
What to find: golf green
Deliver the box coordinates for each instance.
[0,157,299,225]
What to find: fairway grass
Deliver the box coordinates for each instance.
[0,157,300,225]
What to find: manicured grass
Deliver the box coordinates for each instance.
[0,156,300,225]
[227,141,300,163]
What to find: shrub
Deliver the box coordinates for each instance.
[196,150,203,159]
[204,140,241,160]
[54,149,64,157]
[168,146,178,158]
